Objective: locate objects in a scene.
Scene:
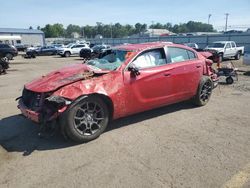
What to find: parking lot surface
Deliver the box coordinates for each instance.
[0,55,250,188]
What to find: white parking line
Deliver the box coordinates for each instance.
[222,162,250,188]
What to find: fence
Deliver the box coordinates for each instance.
[88,33,250,49]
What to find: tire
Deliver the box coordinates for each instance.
[218,54,223,63]
[192,76,213,106]
[226,76,234,84]
[234,52,240,60]
[0,64,3,74]
[5,53,13,60]
[63,96,109,143]
[64,51,70,57]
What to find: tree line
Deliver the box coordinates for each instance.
[35,21,214,38]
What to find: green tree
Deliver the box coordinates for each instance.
[66,24,81,37]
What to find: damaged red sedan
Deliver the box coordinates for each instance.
[18,42,218,142]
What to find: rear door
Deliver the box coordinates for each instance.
[71,44,86,54]
[165,46,203,98]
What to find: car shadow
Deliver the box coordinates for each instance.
[0,101,195,155]
[0,115,76,156]
[107,101,194,132]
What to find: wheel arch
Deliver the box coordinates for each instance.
[70,93,114,120]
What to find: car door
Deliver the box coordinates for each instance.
[123,48,175,114]
[165,46,203,99]
[71,45,85,54]
[224,42,233,57]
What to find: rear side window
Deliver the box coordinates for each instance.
[167,47,197,63]
[231,42,236,48]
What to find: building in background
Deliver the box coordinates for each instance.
[0,28,45,46]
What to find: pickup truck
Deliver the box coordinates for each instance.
[57,43,90,57]
[205,41,244,61]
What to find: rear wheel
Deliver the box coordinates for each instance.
[218,54,223,63]
[5,53,13,60]
[192,76,213,106]
[226,76,234,84]
[63,96,109,143]
[234,52,240,60]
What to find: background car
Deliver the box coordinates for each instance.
[184,43,199,49]
[58,43,90,57]
[26,46,58,56]
[15,44,28,52]
[79,44,111,59]
[0,43,18,60]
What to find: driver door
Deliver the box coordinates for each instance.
[123,48,174,114]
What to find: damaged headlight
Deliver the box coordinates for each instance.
[45,95,72,110]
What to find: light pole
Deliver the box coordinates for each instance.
[225,13,229,32]
[208,14,212,24]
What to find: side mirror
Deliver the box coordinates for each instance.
[128,64,140,76]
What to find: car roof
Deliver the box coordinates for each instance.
[113,42,189,52]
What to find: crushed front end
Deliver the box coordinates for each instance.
[17,88,71,125]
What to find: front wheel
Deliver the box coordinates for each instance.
[192,76,213,106]
[64,51,70,57]
[5,53,13,60]
[63,96,109,143]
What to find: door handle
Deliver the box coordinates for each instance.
[164,73,171,77]
[196,65,201,68]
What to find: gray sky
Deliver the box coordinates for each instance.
[1,0,250,30]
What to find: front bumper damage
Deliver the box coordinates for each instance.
[17,94,71,124]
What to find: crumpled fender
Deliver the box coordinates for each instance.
[52,71,127,119]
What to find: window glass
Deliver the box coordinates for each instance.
[187,50,196,59]
[231,42,236,48]
[167,47,189,63]
[225,43,231,48]
[132,49,166,69]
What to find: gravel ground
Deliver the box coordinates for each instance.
[0,55,250,188]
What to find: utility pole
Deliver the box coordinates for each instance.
[208,14,212,24]
[225,13,229,32]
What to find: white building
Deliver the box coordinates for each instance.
[0,28,45,46]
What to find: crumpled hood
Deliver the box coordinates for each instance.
[25,64,104,93]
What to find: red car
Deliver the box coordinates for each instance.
[18,42,218,142]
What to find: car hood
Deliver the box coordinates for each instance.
[25,64,108,93]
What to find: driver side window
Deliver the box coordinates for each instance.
[132,48,166,69]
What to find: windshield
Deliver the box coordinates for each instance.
[208,43,225,48]
[86,50,130,71]
[66,43,74,48]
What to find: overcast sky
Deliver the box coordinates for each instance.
[1,0,250,30]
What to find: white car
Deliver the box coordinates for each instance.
[58,43,90,57]
[205,41,244,61]
[243,46,250,65]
